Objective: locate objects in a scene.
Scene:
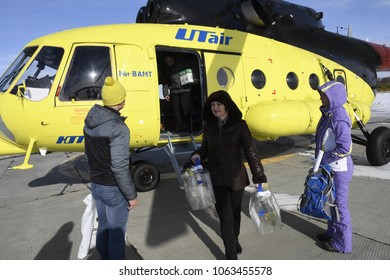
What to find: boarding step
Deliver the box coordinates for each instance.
[163,136,201,189]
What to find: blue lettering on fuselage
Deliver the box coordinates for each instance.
[175,28,233,45]
[119,70,152,77]
[132,71,152,77]
[56,136,84,144]
[119,71,130,77]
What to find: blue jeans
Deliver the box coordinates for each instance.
[91,183,129,260]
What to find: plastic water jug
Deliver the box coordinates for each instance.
[249,183,281,235]
[182,159,215,210]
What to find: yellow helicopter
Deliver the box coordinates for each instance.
[1,0,390,191]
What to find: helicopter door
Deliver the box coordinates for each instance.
[156,50,203,136]
[115,45,159,147]
[334,69,347,89]
[1,46,65,149]
[202,52,246,110]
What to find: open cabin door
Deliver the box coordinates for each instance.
[334,69,347,87]
[156,49,204,138]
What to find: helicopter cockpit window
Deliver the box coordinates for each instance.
[59,46,112,101]
[8,46,63,101]
[0,46,38,94]
[286,72,299,90]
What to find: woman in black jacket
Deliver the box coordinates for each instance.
[191,90,267,259]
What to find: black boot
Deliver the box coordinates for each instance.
[317,233,332,242]
[226,251,238,260]
[225,244,238,260]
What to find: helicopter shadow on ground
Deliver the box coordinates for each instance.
[255,135,315,159]
[28,153,91,188]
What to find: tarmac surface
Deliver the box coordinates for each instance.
[0,120,390,261]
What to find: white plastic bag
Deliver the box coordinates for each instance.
[77,194,98,259]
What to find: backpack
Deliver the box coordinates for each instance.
[298,164,340,222]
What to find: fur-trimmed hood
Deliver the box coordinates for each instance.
[202,90,242,122]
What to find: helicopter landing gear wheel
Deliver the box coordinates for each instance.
[131,160,160,192]
[366,126,390,166]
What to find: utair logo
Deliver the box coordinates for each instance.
[56,136,84,144]
[175,28,233,45]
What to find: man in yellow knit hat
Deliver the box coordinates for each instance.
[101,76,127,106]
[83,76,138,260]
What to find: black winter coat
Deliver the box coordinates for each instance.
[192,91,267,191]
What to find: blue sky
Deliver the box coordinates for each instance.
[1,0,390,76]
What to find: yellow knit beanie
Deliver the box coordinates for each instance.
[102,76,126,106]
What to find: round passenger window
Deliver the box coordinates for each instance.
[217,67,235,88]
[251,69,266,89]
[309,73,319,90]
[286,72,299,90]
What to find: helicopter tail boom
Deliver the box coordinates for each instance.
[368,42,390,71]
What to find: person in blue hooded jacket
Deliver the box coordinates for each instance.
[315,81,353,253]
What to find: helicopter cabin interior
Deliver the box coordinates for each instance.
[156,49,204,137]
